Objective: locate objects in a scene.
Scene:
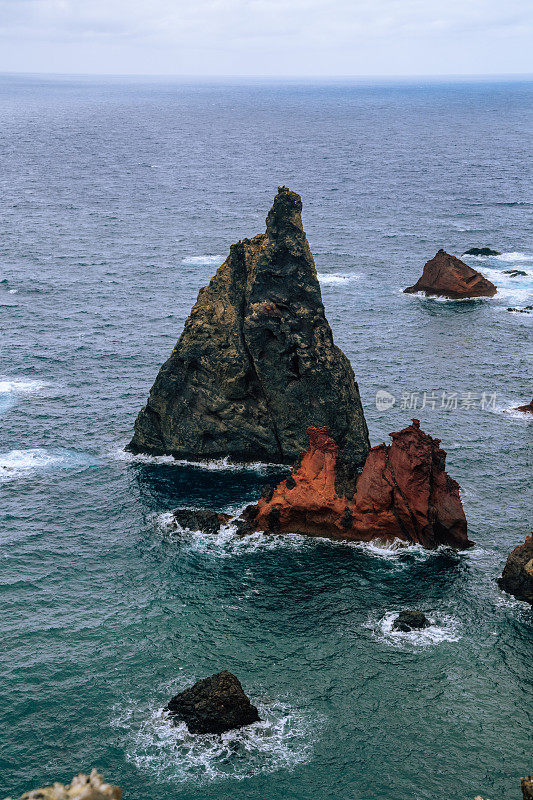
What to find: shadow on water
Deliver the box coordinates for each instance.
[131,462,288,513]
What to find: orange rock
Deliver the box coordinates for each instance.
[250,420,472,550]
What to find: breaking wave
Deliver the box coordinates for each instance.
[368,610,461,648]
[114,446,285,475]
[0,448,100,480]
[181,255,224,266]
[112,696,318,785]
[317,272,360,285]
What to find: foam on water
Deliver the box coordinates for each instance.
[317,272,360,285]
[181,255,224,266]
[113,445,286,474]
[0,378,48,415]
[0,448,100,480]
[369,610,462,648]
[0,378,48,394]
[112,697,317,785]
[157,514,469,563]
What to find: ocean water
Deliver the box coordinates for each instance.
[0,75,531,800]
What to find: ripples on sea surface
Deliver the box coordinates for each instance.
[0,76,531,800]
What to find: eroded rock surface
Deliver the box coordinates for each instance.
[244,420,472,550]
[128,187,370,488]
[4,770,121,800]
[522,776,533,800]
[497,535,533,605]
[165,671,260,734]
[404,249,497,298]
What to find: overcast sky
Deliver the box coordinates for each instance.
[0,0,531,77]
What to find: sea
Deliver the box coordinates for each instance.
[0,75,531,800]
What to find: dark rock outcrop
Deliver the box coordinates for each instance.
[3,770,122,800]
[128,187,370,490]
[404,249,497,298]
[169,509,232,535]
[244,420,472,550]
[165,671,260,734]
[392,610,430,632]
[507,307,532,314]
[522,776,533,800]
[503,269,528,277]
[497,535,533,605]
[514,399,533,414]
[463,247,500,257]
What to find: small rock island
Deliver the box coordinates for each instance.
[404,249,497,298]
[165,671,260,734]
[128,187,370,484]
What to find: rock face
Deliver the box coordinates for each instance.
[497,535,533,605]
[392,610,430,632]
[165,671,260,734]
[244,420,472,550]
[128,187,370,489]
[463,247,500,257]
[169,509,232,535]
[404,249,497,298]
[515,399,533,414]
[3,770,121,800]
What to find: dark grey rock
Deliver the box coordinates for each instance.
[127,187,370,493]
[165,671,260,734]
[392,610,430,632]
[169,509,231,535]
[463,247,500,256]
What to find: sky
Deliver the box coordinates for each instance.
[0,0,532,77]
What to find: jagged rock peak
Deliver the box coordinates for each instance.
[128,188,370,481]
[244,419,472,550]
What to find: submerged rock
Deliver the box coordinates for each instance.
[507,307,532,314]
[244,420,472,550]
[165,671,260,734]
[497,535,533,605]
[404,249,497,299]
[128,187,370,490]
[3,770,121,800]
[503,269,528,277]
[392,610,430,632]
[463,247,500,257]
[169,508,232,534]
[514,399,533,414]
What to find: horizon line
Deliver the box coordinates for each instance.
[1,70,532,83]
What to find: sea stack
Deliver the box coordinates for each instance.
[404,249,497,299]
[165,671,260,734]
[242,420,473,550]
[128,187,370,487]
[497,535,533,605]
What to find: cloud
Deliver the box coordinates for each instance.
[0,0,531,74]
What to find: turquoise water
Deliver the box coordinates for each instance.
[0,76,531,800]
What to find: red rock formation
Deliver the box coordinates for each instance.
[248,420,472,550]
[404,249,497,298]
[515,398,533,414]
